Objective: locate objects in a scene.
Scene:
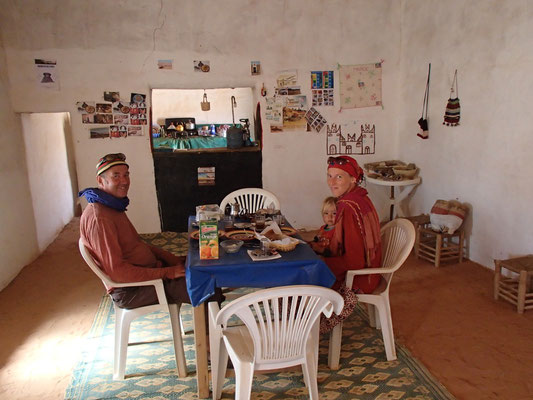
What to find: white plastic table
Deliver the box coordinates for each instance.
[365,175,421,220]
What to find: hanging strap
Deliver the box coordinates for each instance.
[421,63,431,119]
[450,69,458,98]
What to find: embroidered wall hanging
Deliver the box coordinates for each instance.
[443,70,460,126]
[339,63,382,109]
[326,123,375,155]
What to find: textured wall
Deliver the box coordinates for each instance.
[398,0,533,267]
[0,32,39,290]
[0,0,401,233]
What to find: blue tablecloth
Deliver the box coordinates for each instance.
[185,216,335,306]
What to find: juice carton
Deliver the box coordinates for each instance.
[199,219,219,259]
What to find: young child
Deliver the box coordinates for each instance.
[311,196,337,255]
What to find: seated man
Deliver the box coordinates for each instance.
[79,153,221,308]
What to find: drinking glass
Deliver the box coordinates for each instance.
[255,213,266,231]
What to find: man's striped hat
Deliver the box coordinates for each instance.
[96,153,128,176]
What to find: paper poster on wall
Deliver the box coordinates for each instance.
[194,60,210,72]
[128,126,144,136]
[339,63,382,109]
[198,167,215,186]
[276,70,298,87]
[265,97,283,124]
[326,122,376,155]
[35,59,60,90]
[271,95,307,132]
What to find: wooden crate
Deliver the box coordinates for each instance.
[415,220,465,267]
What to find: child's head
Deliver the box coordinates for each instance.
[321,196,337,226]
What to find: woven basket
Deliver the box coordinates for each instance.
[269,236,299,252]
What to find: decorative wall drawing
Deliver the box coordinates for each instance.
[326,123,375,155]
[339,63,382,109]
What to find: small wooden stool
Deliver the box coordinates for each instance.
[414,216,465,267]
[494,256,533,313]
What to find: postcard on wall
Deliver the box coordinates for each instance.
[276,69,298,88]
[35,59,60,90]
[251,61,261,75]
[198,167,215,186]
[158,59,173,70]
[96,103,112,114]
[275,86,300,96]
[339,62,382,109]
[282,95,307,131]
[265,97,283,124]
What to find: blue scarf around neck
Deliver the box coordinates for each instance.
[78,188,129,212]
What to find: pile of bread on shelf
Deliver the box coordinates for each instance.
[364,160,419,181]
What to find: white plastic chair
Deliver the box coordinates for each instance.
[209,285,344,400]
[78,238,187,380]
[328,218,416,369]
[219,188,281,214]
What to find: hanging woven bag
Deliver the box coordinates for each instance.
[443,70,460,126]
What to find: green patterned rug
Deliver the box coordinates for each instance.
[65,232,455,400]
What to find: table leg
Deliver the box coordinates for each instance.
[193,304,210,398]
[518,271,527,313]
[389,187,395,221]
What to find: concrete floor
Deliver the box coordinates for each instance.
[0,218,532,399]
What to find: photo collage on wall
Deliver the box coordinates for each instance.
[77,92,147,139]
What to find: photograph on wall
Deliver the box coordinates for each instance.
[96,103,112,114]
[305,107,327,132]
[158,59,173,70]
[198,167,215,186]
[113,101,132,114]
[128,126,144,136]
[311,70,334,106]
[76,101,96,114]
[34,59,59,90]
[81,114,94,124]
[275,86,301,96]
[339,62,382,109]
[89,127,109,139]
[251,61,261,75]
[113,114,130,125]
[104,91,120,102]
[194,60,210,72]
[326,122,376,155]
[130,93,146,104]
[94,114,114,124]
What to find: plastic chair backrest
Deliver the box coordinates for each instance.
[216,285,343,364]
[219,188,280,214]
[379,218,416,287]
[79,238,114,291]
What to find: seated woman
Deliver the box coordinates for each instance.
[319,155,382,332]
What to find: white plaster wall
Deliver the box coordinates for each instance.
[398,0,533,267]
[0,0,401,233]
[21,112,75,252]
[0,34,39,290]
